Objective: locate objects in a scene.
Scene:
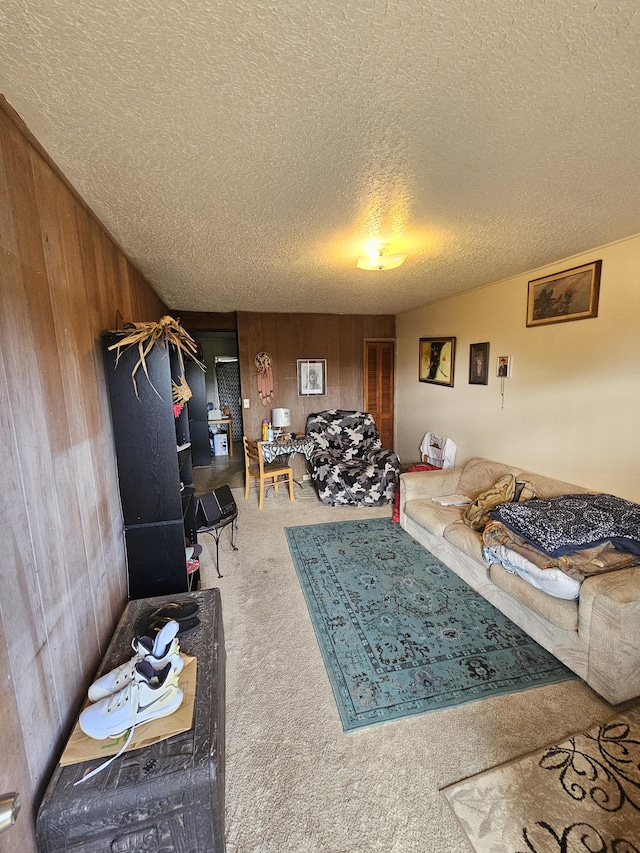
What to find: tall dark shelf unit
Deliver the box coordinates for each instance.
[186,358,210,467]
[103,332,199,599]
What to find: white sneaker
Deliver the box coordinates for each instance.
[87,619,181,702]
[79,655,184,740]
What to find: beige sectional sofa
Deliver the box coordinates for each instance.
[399,457,640,704]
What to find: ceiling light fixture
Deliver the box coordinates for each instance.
[356,243,407,271]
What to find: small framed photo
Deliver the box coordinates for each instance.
[496,356,512,378]
[469,342,490,385]
[297,359,326,396]
[526,260,601,327]
[419,337,456,387]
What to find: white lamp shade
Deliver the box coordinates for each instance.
[272,407,291,428]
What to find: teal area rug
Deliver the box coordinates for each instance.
[285,518,575,731]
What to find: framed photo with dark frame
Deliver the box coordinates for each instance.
[419,337,456,387]
[468,342,489,385]
[297,359,326,396]
[526,260,602,327]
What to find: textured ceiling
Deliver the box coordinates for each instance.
[1,0,639,315]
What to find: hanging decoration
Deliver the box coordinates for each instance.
[254,352,274,405]
[172,375,193,406]
[171,375,193,417]
[108,315,205,398]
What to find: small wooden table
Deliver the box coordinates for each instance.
[208,416,233,456]
[260,436,314,464]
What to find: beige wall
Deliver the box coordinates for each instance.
[396,234,640,501]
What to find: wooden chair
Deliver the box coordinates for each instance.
[243,436,295,510]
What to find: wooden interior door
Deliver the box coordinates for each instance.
[364,340,395,449]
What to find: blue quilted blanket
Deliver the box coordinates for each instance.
[491,493,640,557]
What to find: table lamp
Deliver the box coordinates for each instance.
[271,407,291,437]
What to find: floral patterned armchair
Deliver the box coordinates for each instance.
[305,409,400,506]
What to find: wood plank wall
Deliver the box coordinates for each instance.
[237,311,396,449]
[0,99,167,853]
[176,310,237,332]
[0,97,397,849]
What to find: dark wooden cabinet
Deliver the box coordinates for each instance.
[103,332,200,599]
[37,589,226,853]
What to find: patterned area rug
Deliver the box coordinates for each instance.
[285,518,575,731]
[442,706,640,852]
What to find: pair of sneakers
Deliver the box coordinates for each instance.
[79,620,184,741]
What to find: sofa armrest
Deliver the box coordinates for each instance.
[579,565,640,704]
[401,467,463,500]
[399,467,464,524]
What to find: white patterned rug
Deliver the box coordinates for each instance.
[442,705,640,852]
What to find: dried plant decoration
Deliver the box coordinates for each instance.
[172,376,193,406]
[108,315,205,398]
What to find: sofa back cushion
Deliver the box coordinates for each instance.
[517,471,592,499]
[457,458,522,499]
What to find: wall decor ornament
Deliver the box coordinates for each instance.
[297,359,326,396]
[469,342,490,385]
[254,352,274,405]
[419,337,456,387]
[171,375,193,406]
[527,260,602,327]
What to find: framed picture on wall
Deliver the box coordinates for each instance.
[468,342,489,385]
[419,337,455,387]
[297,359,327,396]
[526,260,602,327]
[496,356,512,377]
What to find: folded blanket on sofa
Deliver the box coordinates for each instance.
[483,520,639,582]
[482,542,581,599]
[491,493,640,557]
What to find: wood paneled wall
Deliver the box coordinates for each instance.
[177,310,237,332]
[0,99,167,852]
[237,311,396,443]
[0,97,396,849]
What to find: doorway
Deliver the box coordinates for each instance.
[364,339,395,449]
[215,358,242,442]
[191,331,245,490]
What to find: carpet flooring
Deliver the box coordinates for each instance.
[196,485,623,853]
[286,517,575,731]
[442,705,640,852]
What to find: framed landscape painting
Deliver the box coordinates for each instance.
[526,260,601,327]
[419,337,455,387]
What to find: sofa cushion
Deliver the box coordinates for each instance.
[443,520,486,564]
[457,458,521,499]
[516,471,592,499]
[489,562,579,631]
[404,499,466,537]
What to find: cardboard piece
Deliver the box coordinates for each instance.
[60,655,197,767]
